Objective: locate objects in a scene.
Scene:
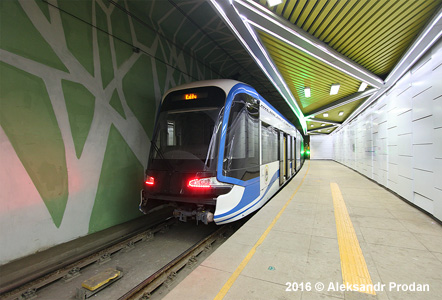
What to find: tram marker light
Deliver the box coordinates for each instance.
[145,176,155,186]
[188,178,212,189]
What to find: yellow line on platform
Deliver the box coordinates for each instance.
[213,161,310,300]
[331,182,376,295]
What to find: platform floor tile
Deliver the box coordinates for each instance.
[163,161,442,300]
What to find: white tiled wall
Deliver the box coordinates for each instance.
[310,134,334,159]
[333,39,442,221]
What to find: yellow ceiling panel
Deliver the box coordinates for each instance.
[313,98,366,123]
[259,31,361,114]
[255,0,442,77]
[307,120,337,134]
[251,0,441,134]
[306,120,330,130]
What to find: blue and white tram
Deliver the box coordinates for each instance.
[140,79,305,224]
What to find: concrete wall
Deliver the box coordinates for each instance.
[333,39,442,221]
[0,0,237,264]
[310,135,333,159]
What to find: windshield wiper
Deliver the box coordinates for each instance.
[150,140,174,171]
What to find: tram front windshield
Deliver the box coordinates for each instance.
[150,87,226,172]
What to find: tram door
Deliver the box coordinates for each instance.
[279,132,289,186]
[293,137,298,173]
[279,131,285,186]
[289,136,294,176]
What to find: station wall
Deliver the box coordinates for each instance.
[309,134,334,159]
[0,0,232,264]
[333,40,442,221]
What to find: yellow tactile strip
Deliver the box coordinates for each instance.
[331,182,376,295]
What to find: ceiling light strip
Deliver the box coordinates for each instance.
[235,0,384,87]
[209,0,308,133]
[304,89,376,119]
[308,118,341,125]
[208,0,305,127]
[248,20,382,88]
[309,125,338,130]
[242,18,305,121]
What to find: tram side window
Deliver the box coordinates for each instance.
[262,123,278,164]
[224,93,260,181]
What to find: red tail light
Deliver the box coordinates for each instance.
[145,176,155,186]
[188,178,211,189]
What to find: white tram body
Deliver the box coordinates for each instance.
[140,80,305,224]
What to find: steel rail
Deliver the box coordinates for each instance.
[0,219,176,300]
[119,225,229,300]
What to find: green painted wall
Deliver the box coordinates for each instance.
[0,0,224,264]
[0,62,69,228]
[89,125,144,233]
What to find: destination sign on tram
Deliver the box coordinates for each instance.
[173,92,208,101]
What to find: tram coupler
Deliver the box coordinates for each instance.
[173,208,214,225]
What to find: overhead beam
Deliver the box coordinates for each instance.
[304,89,376,118]
[308,118,342,126]
[234,0,384,89]
[308,125,337,134]
[208,0,307,133]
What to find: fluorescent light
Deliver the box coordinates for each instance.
[304,87,311,98]
[267,0,282,7]
[311,124,314,127]
[330,84,340,95]
[358,82,368,92]
[321,124,325,126]
[338,111,344,116]
[323,113,329,117]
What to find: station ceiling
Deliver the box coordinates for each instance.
[160,0,442,135]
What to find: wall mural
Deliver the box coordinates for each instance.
[0,0,239,264]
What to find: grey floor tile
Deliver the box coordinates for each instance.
[307,236,340,262]
[225,275,300,300]
[398,218,442,236]
[360,227,427,250]
[412,232,442,253]
[241,247,308,285]
[352,215,408,231]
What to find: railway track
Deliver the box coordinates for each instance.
[119,224,229,300]
[0,218,176,300]
[1,217,234,300]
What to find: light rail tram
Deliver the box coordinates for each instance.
[140,79,305,224]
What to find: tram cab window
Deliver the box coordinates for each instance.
[150,86,226,172]
[223,93,260,181]
[167,121,175,146]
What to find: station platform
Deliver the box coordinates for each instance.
[164,160,442,300]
